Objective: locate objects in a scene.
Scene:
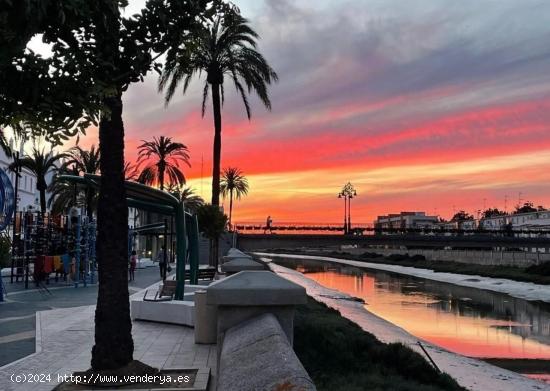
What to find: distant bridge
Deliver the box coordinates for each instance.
[236,233,550,252]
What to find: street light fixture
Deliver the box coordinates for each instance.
[338,182,357,235]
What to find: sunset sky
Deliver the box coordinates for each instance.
[73,0,550,224]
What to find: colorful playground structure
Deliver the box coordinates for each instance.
[1,170,202,301]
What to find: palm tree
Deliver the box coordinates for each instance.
[60,145,101,217]
[167,184,205,213]
[123,161,139,181]
[137,136,190,190]
[220,166,248,227]
[159,13,278,207]
[10,148,65,213]
[48,165,84,214]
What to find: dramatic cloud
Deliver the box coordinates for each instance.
[77,0,550,223]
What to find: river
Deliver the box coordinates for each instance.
[273,256,550,383]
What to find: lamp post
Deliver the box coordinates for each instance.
[338,182,357,235]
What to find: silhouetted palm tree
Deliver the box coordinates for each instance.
[137,136,190,190]
[167,184,205,213]
[220,166,248,227]
[48,165,83,214]
[61,145,101,217]
[123,161,139,181]
[10,148,65,212]
[159,13,278,206]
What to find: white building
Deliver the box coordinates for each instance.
[0,140,41,212]
[374,212,439,230]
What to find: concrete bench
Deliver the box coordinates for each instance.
[218,313,316,391]
[220,257,266,274]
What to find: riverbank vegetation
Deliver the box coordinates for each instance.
[266,249,550,285]
[294,297,466,391]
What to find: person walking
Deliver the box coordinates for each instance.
[129,250,137,282]
[264,215,273,234]
[157,245,167,280]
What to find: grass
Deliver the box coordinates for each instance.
[293,298,466,391]
[266,248,550,285]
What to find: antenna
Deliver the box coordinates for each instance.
[518,192,523,208]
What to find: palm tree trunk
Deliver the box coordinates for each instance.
[39,189,46,213]
[159,166,165,190]
[91,92,133,371]
[210,83,222,267]
[211,83,222,206]
[229,188,233,228]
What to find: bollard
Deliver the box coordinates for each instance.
[194,290,217,344]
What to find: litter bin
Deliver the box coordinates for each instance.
[194,290,217,344]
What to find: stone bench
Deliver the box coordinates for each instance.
[218,313,316,391]
[220,257,266,274]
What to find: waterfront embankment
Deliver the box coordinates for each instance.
[264,258,550,391]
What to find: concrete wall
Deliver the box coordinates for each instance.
[344,247,550,267]
[217,313,316,391]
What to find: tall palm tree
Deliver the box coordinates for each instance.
[167,183,205,213]
[159,13,278,207]
[137,136,190,190]
[9,148,65,213]
[60,145,101,217]
[220,166,248,227]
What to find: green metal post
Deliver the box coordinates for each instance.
[174,203,187,300]
[186,213,200,285]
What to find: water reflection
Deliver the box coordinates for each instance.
[285,258,550,360]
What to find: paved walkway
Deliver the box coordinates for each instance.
[0,275,217,391]
[0,267,171,367]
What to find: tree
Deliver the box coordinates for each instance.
[124,161,139,181]
[1,0,227,373]
[220,166,248,227]
[61,145,101,217]
[159,13,278,207]
[137,136,190,190]
[514,201,540,214]
[481,208,507,219]
[9,148,65,213]
[48,165,88,215]
[450,210,474,222]
[196,204,228,268]
[167,184,205,213]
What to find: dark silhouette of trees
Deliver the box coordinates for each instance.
[1,0,228,373]
[450,210,474,222]
[481,208,507,219]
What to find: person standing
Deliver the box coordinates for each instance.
[129,250,137,282]
[157,245,167,280]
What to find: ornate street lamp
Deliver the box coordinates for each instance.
[338,182,357,235]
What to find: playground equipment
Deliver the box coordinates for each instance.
[9,210,97,290]
[58,174,201,300]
